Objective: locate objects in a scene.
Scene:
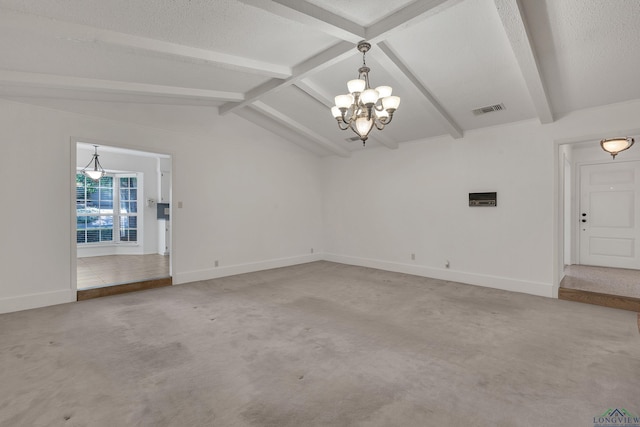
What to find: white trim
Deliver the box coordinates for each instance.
[173,253,323,284]
[77,244,143,258]
[324,253,555,298]
[0,289,76,314]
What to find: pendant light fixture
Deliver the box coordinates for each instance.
[82,145,105,180]
[331,40,400,146]
[600,137,634,159]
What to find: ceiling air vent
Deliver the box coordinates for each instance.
[472,103,505,116]
[346,136,361,142]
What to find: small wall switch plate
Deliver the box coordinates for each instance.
[178,201,183,208]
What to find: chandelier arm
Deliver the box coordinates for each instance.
[337,121,351,131]
[374,121,385,131]
[341,110,352,123]
[384,114,395,125]
[82,157,95,171]
[348,124,362,137]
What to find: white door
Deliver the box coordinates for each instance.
[579,161,640,269]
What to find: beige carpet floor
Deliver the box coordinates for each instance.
[1,261,639,426]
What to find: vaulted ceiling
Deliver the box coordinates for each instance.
[1,0,639,156]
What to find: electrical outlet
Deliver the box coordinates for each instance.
[214,260,219,267]
[411,253,415,261]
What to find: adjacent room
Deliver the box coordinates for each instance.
[1,0,639,425]
[75,143,172,298]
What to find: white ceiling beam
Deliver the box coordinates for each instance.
[237,0,364,42]
[251,101,351,158]
[376,42,463,139]
[0,70,243,102]
[366,0,461,42]
[234,107,333,157]
[97,33,291,79]
[0,9,290,79]
[494,0,553,123]
[222,0,460,118]
[294,79,335,109]
[219,41,356,115]
[295,80,399,150]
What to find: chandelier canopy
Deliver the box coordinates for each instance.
[82,145,106,180]
[331,41,400,146]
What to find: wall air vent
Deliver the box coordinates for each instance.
[472,103,505,116]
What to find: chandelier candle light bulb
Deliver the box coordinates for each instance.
[331,40,401,145]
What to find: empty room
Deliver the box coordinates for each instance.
[1,0,639,426]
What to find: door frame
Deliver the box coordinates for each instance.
[554,127,640,297]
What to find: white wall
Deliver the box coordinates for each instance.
[323,120,555,296]
[0,99,323,313]
[4,95,640,313]
[76,145,161,257]
[323,100,640,298]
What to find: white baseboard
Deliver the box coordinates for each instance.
[324,253,555,298]
[173,253,323,285]
[0,289,76,314]
[0,252,554,315]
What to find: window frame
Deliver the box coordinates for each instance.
[76,172,140,246]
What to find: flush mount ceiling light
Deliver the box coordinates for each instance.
[600,137,634,159]
[331,40,400,146]
[81,145,105,180]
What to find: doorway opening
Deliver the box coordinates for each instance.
[557,136,640,311]
[74,142,172,299]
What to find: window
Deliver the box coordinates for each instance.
[118,177,138,242]
[76,174,138,244]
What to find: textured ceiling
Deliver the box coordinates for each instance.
[522,0,640,116]
[0,0,638,157]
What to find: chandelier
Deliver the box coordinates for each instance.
[81,145,106,180]
[331,41,400,146]
[600,137,634,159]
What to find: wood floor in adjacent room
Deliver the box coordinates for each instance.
[2,261,638,426]
[77,254,170,290]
